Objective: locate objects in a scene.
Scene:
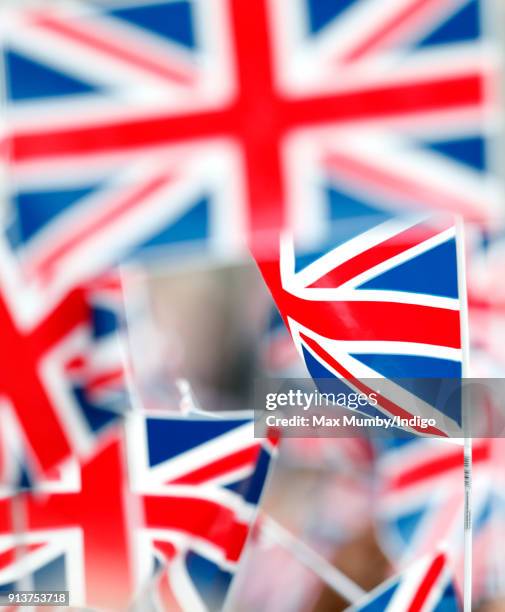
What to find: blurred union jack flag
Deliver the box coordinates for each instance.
[0,0,501,293]
[374,437,493,599]
[347,551,459,611]
[256,213,464,437]
[0,412,277,611]
[0,241,129,481]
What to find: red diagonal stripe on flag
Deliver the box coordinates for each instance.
[323,151,487,223]
[341,0,449,63]
[168,444,261,486]
[28,173,175,282]
[385,439,489,491]
[0,543,44,571]
[29,11,196,87]
[408,552,446,612]
[300,332,448,437]
[309,221,451,289]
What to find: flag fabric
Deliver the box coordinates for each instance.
[4,145,244,295]
[73,271,130,414]
[0,0,501,296]
[128,411,278,612]
[0,240,129,482]
[260,303,374,476]
[484,439,505,600]
[346,551,459,611]
[374,437,493,599]
[256,214,464,437]
[0,411,277,611]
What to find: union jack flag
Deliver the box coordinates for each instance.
[256,213,465,437]
[346,551,459,611]
[484,439,505,599]
[0,0,501,294]
[375,437,494,599]
[0,238,129,482]
[128,411,278,612]
[0,411,277,611]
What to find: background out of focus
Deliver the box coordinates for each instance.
[2,0,505,611]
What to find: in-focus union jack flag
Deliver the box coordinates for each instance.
[0,412,277,611]
[0,0,501,294]
[347,551,459,611]
[256,213,465,437]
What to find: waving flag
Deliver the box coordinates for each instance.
[128,411,278,612]
[0,412,277,611]
[256,214,465,436]
[346,551,459,611]
[0,0,500,294]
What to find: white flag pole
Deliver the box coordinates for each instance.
[463,437,472,611]
[456,217,472,611]
[260,513,365,605]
